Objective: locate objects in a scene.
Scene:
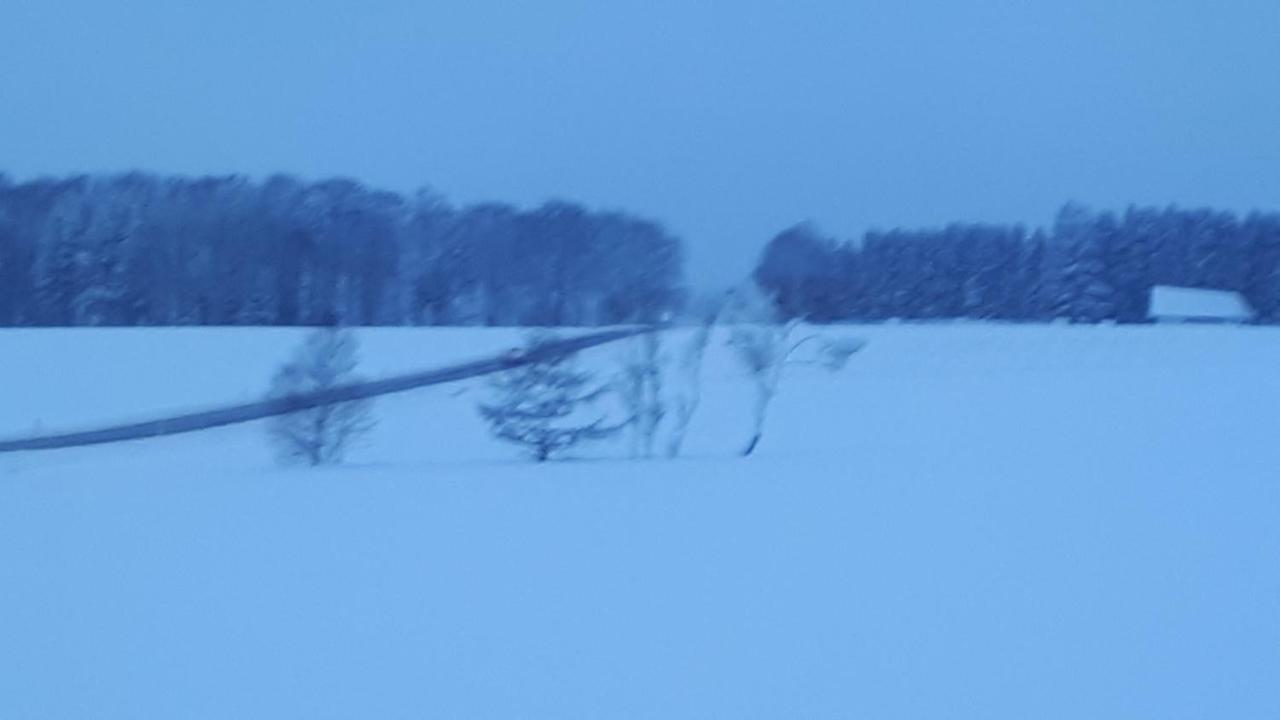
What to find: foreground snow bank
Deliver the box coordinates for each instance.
[1,324,1278,718]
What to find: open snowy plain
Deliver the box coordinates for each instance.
[2,324,1278,718]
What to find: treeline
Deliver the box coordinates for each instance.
[755,204,1280,323]
[0,173,684,327]
[6,173,1279,329]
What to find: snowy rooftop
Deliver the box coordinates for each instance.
[1149,285,1253,321]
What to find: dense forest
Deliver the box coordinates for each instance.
[0,173,685,327]
[755,204,1280,324]
[3,172,1279,327]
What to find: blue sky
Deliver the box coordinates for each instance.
[2,0,1278,285]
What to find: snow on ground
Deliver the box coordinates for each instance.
[1,324,1278,718]
[1149,285,1253,321]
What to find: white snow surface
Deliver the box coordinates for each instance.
[1,324,1278,718]
[1149,285,1253,321]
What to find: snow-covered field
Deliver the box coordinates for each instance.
[2,324,1278,719]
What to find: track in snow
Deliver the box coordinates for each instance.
[0,327,651,453]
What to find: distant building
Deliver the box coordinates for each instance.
[1148,286,1254,324]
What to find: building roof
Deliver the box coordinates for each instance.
[1149,285,1253,320]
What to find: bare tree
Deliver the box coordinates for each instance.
[725,283,865,456]
[616,332,665,458]
[266,326,375,466]
[665,308,717,458]
[479,330,622,462]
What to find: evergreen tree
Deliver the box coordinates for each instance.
[1053,204,1115,322]
[478,331,622,462]
[1242,213,1280,322]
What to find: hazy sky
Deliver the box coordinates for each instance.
[3,0,1278,285]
